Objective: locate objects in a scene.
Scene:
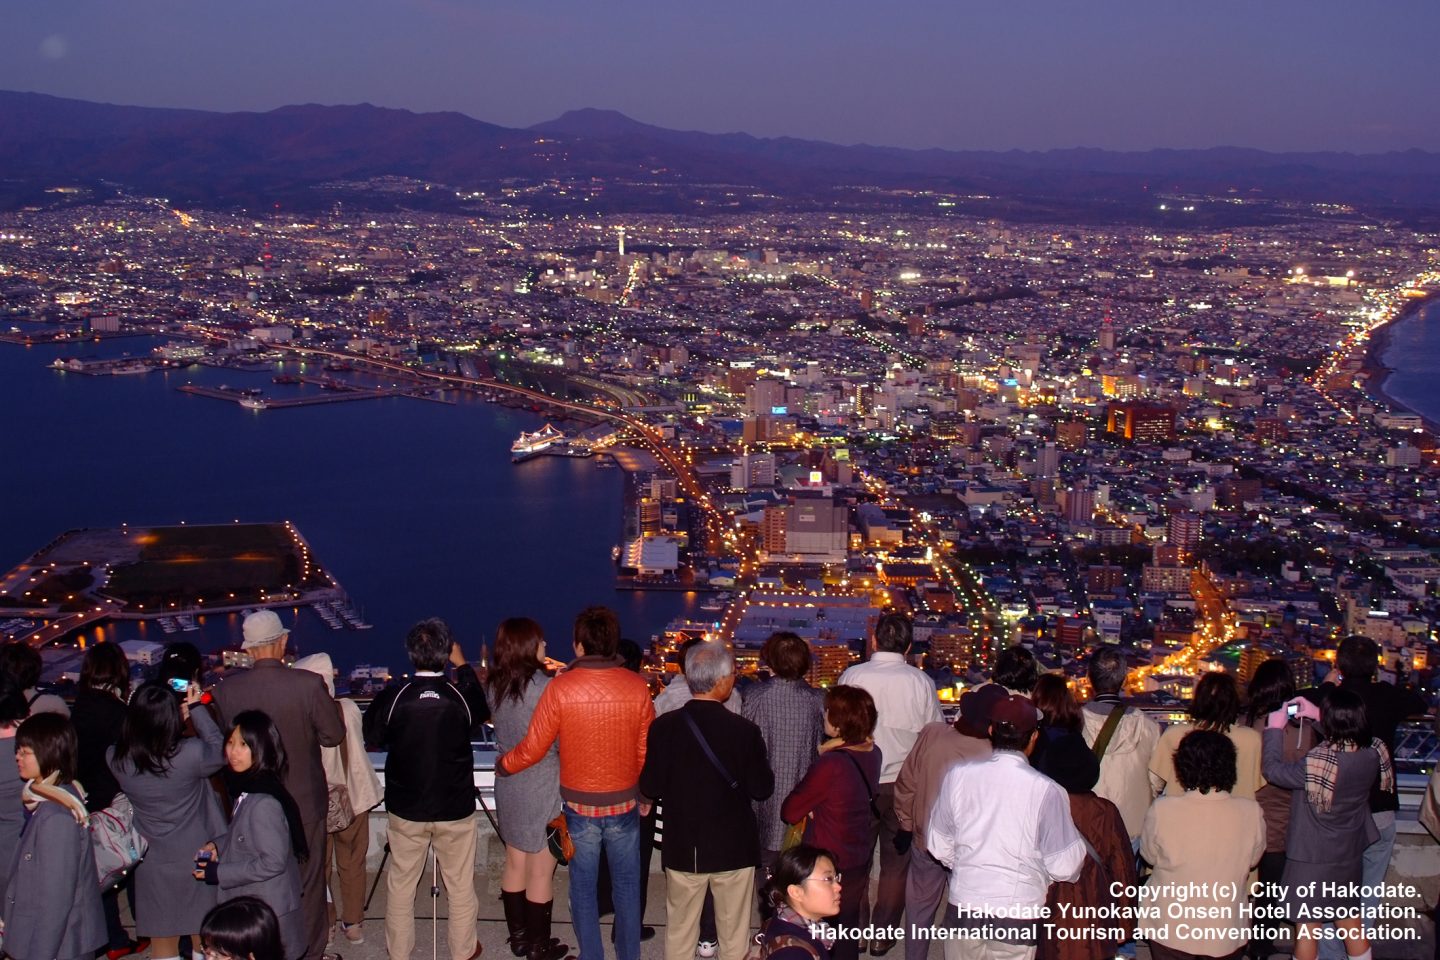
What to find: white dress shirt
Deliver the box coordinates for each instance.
[838,651,942,783]
[926,750,1086,915]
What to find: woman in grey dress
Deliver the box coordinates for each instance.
[109,680,227,960]
[485,617,566,960]
[196,711,306,960]
[1262,689,1386,960]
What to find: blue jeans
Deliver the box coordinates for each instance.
[566,806,642,960]
[1318,811,1396,960]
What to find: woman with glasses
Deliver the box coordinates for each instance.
[1,712,106,960]
[194,712,307,960]
[757,845,844,960]
[199,896,285,960]
[109,679,227,960]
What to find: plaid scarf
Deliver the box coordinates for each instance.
[1305,738,1393,814]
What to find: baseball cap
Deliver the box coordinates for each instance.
[241,609,290,649]
[955,683,1007,738]
[989,693,1042,735]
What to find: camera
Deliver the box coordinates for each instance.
[1285,702,1300,719]
[169,677,191,694]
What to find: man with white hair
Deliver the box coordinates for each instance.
[213,609,345,960]
[639,641,773,960]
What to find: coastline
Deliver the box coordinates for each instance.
[1361,291,1440,432]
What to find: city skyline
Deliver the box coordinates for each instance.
[3,0,1439,154]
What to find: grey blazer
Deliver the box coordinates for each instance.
[0,738,24,875]
[0,789,106,960]
[108,706,227,937]
[213,792,305,960]
[1262,728,1380,866]
[213,660,345,823]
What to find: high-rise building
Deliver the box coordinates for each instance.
[745,378,788,416]
[1105,402,1176,443]
[1167,511,1203,556]
[1056,421,1088,451]
[808,639,854,687]
[1035,442,1059,479]
[762,506,788,555]
[1098,320,1117,352]
[730,453,777,490]
[1064,485,1095,525]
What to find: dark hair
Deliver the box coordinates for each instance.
[228,710,288,779]
[113,680,184,776]
[1320,688,1370,746]
[1190,671,1241,732]
[762,632,812,681]
[618,638,643,673]
[488,618,546,706]
[158,642,203,686]
[1173,729,1237,794]
[993,645,1039,694]
[1336,635,1379,683]
[1087,647,1128,696]
[824,685,877,744]
[15,712,78,783]
[405,618,453,672]
[0,669,27,726]
[1032,673,1081,733]
[0,642,42,690]
[201,896,285,960]
[1245,658,1296,725]
[675,635,706,675]
[80,642,131,700]
[873,613,912,654]
[761,844,839,913]
[574,606,620,658]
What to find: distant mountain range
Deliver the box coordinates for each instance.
[3,90,1439,220]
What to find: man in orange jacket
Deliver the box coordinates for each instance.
[498,607,655,960]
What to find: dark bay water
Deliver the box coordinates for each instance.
[1382,297,1440,424]
[0,333,696,674]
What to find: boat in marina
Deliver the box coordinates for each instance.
[511,423,565,462]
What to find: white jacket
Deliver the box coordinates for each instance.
[1081,699,1161,841]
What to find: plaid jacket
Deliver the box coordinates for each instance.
[742,677,826,850]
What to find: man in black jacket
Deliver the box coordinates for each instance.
[364,618,490,960]
[639,641,773,960]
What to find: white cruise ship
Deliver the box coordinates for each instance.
[511,423,565,462]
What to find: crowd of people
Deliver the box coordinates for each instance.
[0,614,1433,960]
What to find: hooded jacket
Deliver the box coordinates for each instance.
[1080,698,1161,841]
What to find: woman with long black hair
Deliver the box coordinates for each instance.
[73,642,150,959]
[195,711,306,960]
[485,617,567,960]
[109,679,227,960]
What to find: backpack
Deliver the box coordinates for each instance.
[745,931,821,960]
[24,782,148,889]
[90,793,149,889]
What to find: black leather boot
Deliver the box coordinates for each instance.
[501,890,529,958]
[524,900,568,960]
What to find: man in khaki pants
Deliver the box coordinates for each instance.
[638,642,774,960]
[364,619,492,960]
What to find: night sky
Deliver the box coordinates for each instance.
[3,0,1437,153]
